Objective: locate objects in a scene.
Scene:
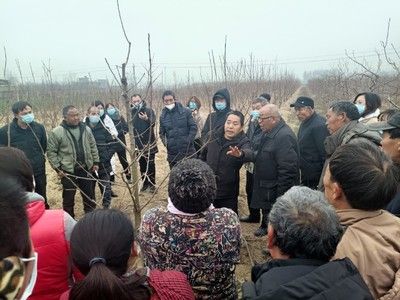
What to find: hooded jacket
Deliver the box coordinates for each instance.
[26,192,76,300]
[201,88,232,142]
[318,120,381,189]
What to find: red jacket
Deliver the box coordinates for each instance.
[26,198,71,300]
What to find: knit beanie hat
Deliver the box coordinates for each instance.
[168,159,216,214]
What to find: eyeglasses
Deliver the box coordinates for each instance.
[258,116,274,121]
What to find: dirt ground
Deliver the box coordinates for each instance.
[46,86,315,294]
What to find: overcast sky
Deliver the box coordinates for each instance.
[1,0,399,84]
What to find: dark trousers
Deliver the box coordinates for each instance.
[139,153,156,188]
[246,171,261,221]
[34,172,49,209]
[214,197,238,214]
[93,164,112,208]
[116,149,131,176]
[61,168,95,219]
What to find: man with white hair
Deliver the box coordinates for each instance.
[251,104,299,236]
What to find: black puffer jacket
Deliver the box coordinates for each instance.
[201,128,252,200]
[251,119,299,210]
[243,258,373,300]
[159,102,197,163]
[247,120,263,151]
[131,101,158,154]
[0,118,47,175]
[85,119,113,167]
[297,112,329,182]
[201,88,232,141]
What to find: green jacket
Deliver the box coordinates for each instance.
[47,122,99,173]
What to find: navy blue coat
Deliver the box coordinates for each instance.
[159,102,197,163]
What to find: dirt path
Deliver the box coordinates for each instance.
[45,86,306,295]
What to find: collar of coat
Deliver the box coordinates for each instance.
[336,209,385,227]
[263,118,286,139]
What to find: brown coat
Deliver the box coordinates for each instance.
[333,209,400,299]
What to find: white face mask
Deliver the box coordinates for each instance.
[165,103,175,110]
[19,252,38,300]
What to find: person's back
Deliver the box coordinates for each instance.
[140,206,240,298]
[324,141,400,299]
[0,147,76,300]
[66,209,194,300]
[243,186,372,300]
[139,159,241,299]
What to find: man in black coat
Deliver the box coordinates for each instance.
[0,101,49,208]
[242,186,373,300]
[201,88,232,143]
[159,90,197,168]
[241,95,270,223]
[251,104,299,237]
[201,111,252,214]
[131,94,158,191]
[290,97,328,189]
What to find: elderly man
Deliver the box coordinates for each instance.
[251,104,299,236]
[242,186,373,299]
[47,105,99,218]
[241,95,270,223]
[324,141,400,299]
[290,96,328,189]
[318,101,381,189]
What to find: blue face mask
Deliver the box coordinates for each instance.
[99,109,105,117]
[21,113,34,124]
[107,107,116,115]
[250,110,260,121]
[215,101,226,111]
[89,115,100,124]
[355,104,365,115]
[188,102,197,111]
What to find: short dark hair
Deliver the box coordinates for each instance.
[354,92,382,117]
[378,109,399,122]
[252,96,269,106]
[105,102,116,109]
[162,90,175,100]
[62,105,76,117]
[131,94,142,99]
[226,110,245,126]
[328,140,399,210]
[93,100,105,108]
[168,159,216,213]
[259,93,271,101]
[0,147,34,192]
[329,101,360,121]
[269,186,343,261]
[0,174,30,259]
[384,128,400,139]
[70,209,149,300]
[12,101,32,114]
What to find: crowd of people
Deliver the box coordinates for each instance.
[1,88,400,299]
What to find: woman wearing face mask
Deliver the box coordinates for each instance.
[85,105,114,209]
[105,103,132,183]
[186,96,204,156]
[61,209,195,300]
[201,111,252,214]
[201,88,232,142]
[0,175,37,300]
[0,147,79,300]
[353,92,382,124]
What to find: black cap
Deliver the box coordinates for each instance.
[290,96,314,109]
[369,112,400,131]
